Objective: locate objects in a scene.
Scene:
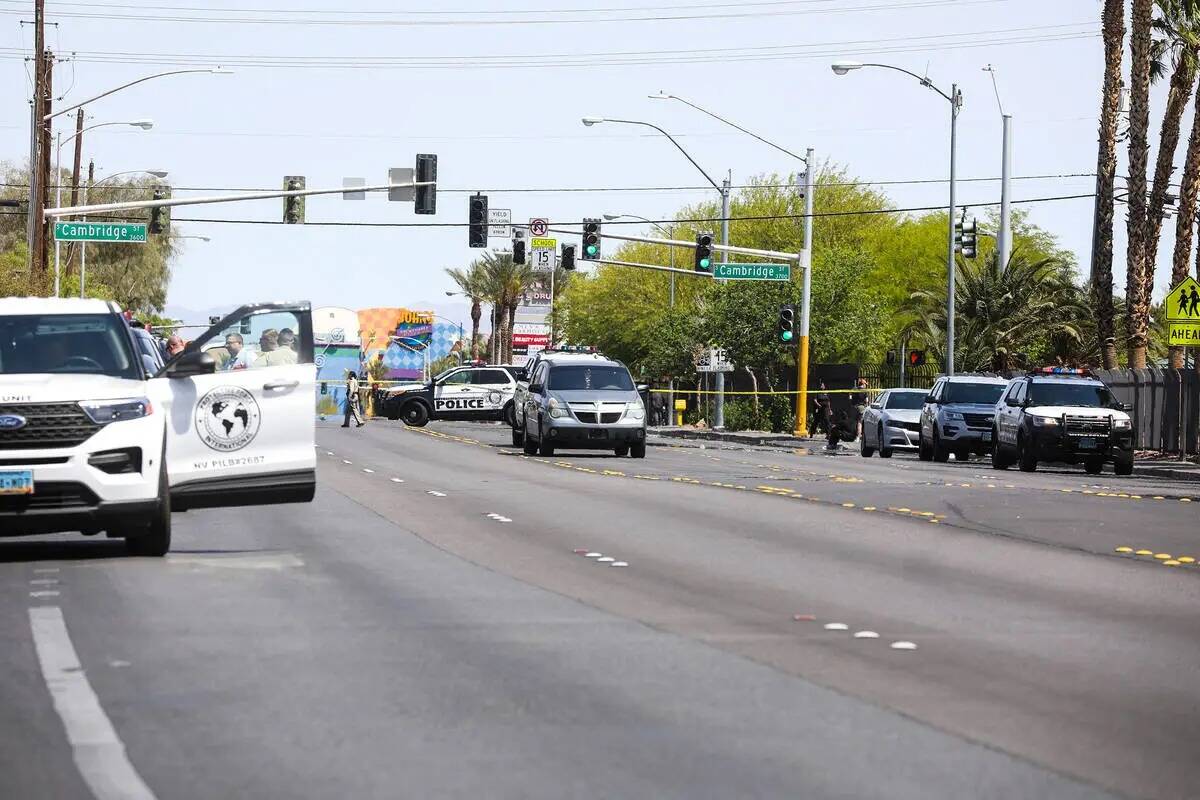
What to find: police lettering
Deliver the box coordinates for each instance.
[436,397,487,410]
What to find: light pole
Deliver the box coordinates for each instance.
[832,60,962,375]
[29,67,233,272]
[582,115,730,428]
[52,120,154,296]
[647,92,816,435]
[78,169,169,298]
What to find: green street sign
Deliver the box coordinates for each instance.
[54,221,147,243]
[712,262,791,281]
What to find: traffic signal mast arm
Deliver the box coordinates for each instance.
[544,225,801,264]
[44,180,435,218]
[596,257,716,278]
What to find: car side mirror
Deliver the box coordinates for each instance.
[870,402,882,409]
[166,350,216,378]
[1114,401,1132,412]
[636,384,648,393]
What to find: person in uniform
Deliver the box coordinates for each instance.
[342,370,365,428]
[255,329,298,367]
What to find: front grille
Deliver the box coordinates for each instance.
[574,411,598,424]
[600,412,622,424]
[0,403,101,451]
[889,420,920,432]
[0,481,99,512]
[963,413,994,429]
[1063,415,1111,436]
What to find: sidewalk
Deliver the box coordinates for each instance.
[651,427,1200,482]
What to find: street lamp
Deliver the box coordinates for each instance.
[645,91,817,436]
[582,114,732,427]
[52,121,155,296]
[832,60,962,375]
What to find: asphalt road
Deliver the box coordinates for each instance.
[2,417,1197,799]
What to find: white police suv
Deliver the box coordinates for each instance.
[380,364,522,427]
[0,298,317,556]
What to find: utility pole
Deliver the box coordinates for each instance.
[26,0,46,275]
[794,149,815,437]
[33,48,54,286]
[70,109,84,207]
[714,173,731,430]
[946,84,960,376]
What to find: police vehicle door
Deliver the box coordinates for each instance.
[998,380,1026,445]
[151,302,316,510]
[471,368,514,419]
[433,368,485,419]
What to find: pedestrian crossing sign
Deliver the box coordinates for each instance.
[1165,276,1200,322]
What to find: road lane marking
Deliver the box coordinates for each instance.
[585,552,603,558]
[34,568,60,574]
[853,631,880,639]
[342,459,353,465]
[890,641,918,651]
[30,579,59,585]
[390,477,404,483]
[823,623,849,631]
[29,606,157,800]
[30,591,60,598]
[611,561,629,568]
[426,490,447,497]
[362,468,374,474]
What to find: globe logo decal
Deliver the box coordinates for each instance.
[194,386,261,452]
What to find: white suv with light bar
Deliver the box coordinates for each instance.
[0,298,317,556]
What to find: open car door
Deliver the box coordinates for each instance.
[150,302,316,510]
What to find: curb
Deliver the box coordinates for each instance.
[1132,465,1200,483]
[649,428,813,448]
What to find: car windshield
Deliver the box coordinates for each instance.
[886,392,926,410]
[1029,382,1113,408]
[0,313,140,379]
[943,382,1006,404]
[549,365,635,391]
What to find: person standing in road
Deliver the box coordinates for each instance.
[852,378,871,438]
[812,382,831,436]
[342,370,365,428]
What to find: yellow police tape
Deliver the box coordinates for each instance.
[649,388,877,396]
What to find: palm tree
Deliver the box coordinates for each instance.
[902,251,1087,373]
[476,250,535,363]
[1125,0,1155,368]
[1171,80,1200,366]
[1092,0,1126,369]
[444,262,487,360]
[1143,1,1200,308]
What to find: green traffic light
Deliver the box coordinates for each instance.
[699,258,711,269]
[586,245,598,256]
[781,331,793,342]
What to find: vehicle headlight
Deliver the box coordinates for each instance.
[943,411,964,421]
[79,397,152,424]
[548,397,568,419]
[1112,418,1132,429]
[1031,415,1059,427]
[624,402,645,420]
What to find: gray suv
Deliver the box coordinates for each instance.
[520,355,647,458]
[919,375,1009,462]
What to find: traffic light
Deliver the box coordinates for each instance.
[908,349,926,367]
[468,193,488,248]
[582,218,601,260]
[776,304,797,346]
[695,232,714,272]
[512,230,526,264]
[149,187,169,234]
[956,217,978,259]
[414,153,437,215]
[283,176,305,224]
[561,244,576,271]
[886,350,897,366]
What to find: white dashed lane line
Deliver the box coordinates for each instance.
[362,468,374,474]
[30,591,60,598]
[389,477,404,483]
[426,491,447,497]
[485,513,513,523]
[573,549,629,567]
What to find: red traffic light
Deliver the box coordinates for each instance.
[908,349,926,367]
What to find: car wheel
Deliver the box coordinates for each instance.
[918,432,933,461]
[991,430,1012,470]
[401,402,430,427]
[125,460,171,557]
[860,426,875,458]
[878,425,894,459]
[537,419,555,456]
[1084,457,1104,475]
[1113,452,1134,476]
[630,442,646,459]
[511,423,524,447]
[522,420,538,455]
[503,402,516,428]
[932,430,950,463]
[614,445,630,456]
[1017,434,1038,472]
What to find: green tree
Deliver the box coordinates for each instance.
[444,262,487,360]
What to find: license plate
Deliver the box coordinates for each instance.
[0,470,34,495]
[1078,438,1097,449]
[981,431,992,442]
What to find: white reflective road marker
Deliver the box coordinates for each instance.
[597,557,616,563]
[30,578,59,585]
[29,607,157,800]
[823,623,849,631]
[362,468,374,474]
[890,641,918,651]
[853,631,880,639]
[426,491,446,497]
[342,459,353,465]
[390,477,404,483]
[30,591,60,598]
[34,568,60,573]
[585,552,603,558]
[610,561,629,568]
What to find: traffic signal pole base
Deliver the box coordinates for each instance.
[793,335,810,438]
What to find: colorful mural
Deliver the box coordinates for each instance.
[314,343,361,419]
[357,307,461,381]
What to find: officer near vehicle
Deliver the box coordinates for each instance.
[342,370,365,428]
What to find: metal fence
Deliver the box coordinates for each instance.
[1094,368,1198,454]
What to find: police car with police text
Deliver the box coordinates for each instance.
[381,364,523,427]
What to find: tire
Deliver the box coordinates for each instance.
[511,425,524,447]
[503,402,516,428]
[400,401,430,428]
[1113,452,1134,476]
[1017,434,1038,472]
[522,421,538,455]
[125,461,171,557]
[630,442,647,459]
[860,428,875,458]
[932,431,950,463]
[877,425,894,459]
[1084,457,1104,475]
[537,419,555,457]
[614,445,630,457]
[918,432,933,462]
[991,430,1012,470]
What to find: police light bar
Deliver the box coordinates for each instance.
[1031,367,1090,376]
[548,345,596,353]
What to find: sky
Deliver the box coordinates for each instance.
[0,0,1181,329]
